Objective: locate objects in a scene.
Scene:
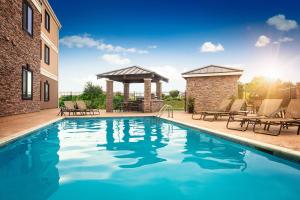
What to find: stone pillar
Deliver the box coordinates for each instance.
[123,82,130,102]
[106,80,114,112]
[144,78,152,113]
[156,81,162,100]
[296,82,300,99]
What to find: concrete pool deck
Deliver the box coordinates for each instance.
[1,109,300,160]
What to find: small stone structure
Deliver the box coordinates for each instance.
[182,65,243,112]
[97,66,168,113]
[296,83,300,99]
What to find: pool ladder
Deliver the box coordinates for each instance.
[156,104,174,118]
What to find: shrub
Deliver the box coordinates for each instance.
[169,90,180,98]
[187,97,195,113]
[59,95,80,107]
[163,95,172,101]
[113,93,124,110]
[59,82,105,109]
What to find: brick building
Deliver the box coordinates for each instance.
[0,0,61,117]
[182,65,243,112]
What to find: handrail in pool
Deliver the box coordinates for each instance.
[157,104,174,118]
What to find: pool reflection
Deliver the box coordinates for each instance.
[0,125,60,200]
[182,129,247,171]
[98,118,168,168]
[96,118,247,171]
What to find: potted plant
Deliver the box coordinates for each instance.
[187,97,195,113]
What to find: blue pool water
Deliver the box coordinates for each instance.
[0,117,300,200]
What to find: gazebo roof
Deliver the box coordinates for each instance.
[182,65,243,78]
[96,66,169,83]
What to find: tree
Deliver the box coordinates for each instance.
[243,76,295,104]
[80,82,104,109]
[82,82,103,99]
[169,90,180,98]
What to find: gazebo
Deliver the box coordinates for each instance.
[96,66,168,113]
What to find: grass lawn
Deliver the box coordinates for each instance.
[163,99,185,110]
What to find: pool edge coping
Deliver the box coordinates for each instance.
[0,117,64,147]
[1,115,300,162]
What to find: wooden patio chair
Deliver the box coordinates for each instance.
[192,99,232,120]
[202,99,247,121]
[62,101,81,116]
[76,100,100,115]
[253,99,300,135]
[226,99,283,131]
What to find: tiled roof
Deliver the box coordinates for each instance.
[182,65,243,77]
[97,66,168,82]
[98,66,152,76]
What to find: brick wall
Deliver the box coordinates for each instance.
[0,0,41,117]
[186,75,240,112]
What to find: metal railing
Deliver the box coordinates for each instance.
[156,104,174,118]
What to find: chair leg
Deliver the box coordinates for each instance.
[254,121,281,136]
[226,116,247,131]
[192,113,202,120]
[214,114,218,121]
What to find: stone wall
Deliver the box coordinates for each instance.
[143,79,151,112]
[123,83,129,102]
[151,100,164,112]
[106,80,113,112]
[0,0,41,117]
[185,75,240,112]
[40,75,58,109]
[296,83,300,99]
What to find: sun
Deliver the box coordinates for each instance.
[257,55,285,80]
[260,66,283,80]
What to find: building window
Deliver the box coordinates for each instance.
[44,81,50,101]
[44,44,50,64]
[22,1,33,36]
[22,65,33,100]
[45,10,50,32]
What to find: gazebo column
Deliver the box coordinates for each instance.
[156,81,162,100]
[106,79,114,112]
[123,82,130,102]
[144,78,152,112]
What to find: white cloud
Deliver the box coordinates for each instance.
[273,37,294,44]
[148,45,157,49]
[267,14,298,31]
[101,54,131,65]
[60,34,149,54]
[59,35,99,48]
[255,35,271,47]
[200,42,224,53]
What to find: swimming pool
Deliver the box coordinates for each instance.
[0,117,300,200]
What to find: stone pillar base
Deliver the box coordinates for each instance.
[144,78,152,112]
[106,80,113,112]
[156,81,162,100]
[124,82,130,102]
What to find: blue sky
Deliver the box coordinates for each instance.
[50,0,300,92]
